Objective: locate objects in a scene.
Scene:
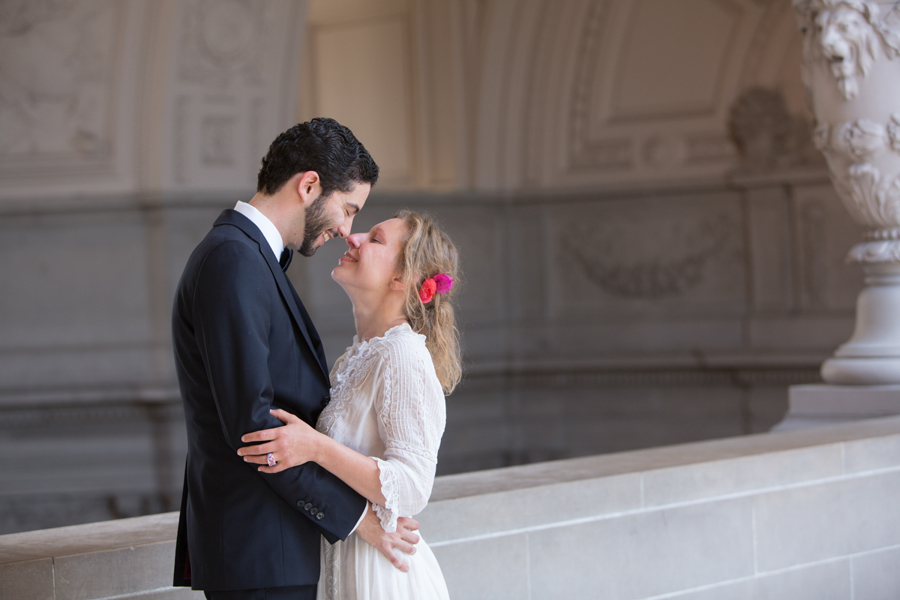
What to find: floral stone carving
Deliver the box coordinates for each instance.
[813,115,900,235]
[794,0,900,100]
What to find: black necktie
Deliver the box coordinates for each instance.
[279,248,293,272]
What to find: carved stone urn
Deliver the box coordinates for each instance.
[795,0,900,384]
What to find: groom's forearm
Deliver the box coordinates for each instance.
[269,459,368,542]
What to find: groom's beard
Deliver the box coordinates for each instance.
[299,194,334,257]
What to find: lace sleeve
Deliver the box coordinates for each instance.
[370,334,446,532]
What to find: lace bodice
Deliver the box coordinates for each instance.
[316,323,446,533]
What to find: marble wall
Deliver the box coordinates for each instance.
[0,0,868,533]
[0,174,861,532]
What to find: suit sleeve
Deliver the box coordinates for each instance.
[191,240,366,543]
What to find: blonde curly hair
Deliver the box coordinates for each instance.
[395,210,462,395]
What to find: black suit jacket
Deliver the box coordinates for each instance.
[171,209,366,591]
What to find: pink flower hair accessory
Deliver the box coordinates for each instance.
[418,273,454,303]
[433,273,454,293]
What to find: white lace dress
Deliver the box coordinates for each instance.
[315,323,450,600]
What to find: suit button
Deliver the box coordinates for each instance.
[310,506,318,514]
[304,503,312,511]
[296,500,305,508]
[316,512,325,520]
[321,395,330,408]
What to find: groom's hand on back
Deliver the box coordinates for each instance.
[356,504,420,572]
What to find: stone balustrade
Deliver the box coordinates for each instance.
[3,416,900,599]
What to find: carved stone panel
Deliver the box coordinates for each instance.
[0,0,123,175]
[163,0,302,191]
[549,193,747,318]
[177,0,267,88]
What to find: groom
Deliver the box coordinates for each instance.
[172,118,418,599]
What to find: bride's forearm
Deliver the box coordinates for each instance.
[313,433,388,506]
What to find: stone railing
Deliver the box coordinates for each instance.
[4,416,900,599]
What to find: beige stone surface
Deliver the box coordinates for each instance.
[0,558,54,600]
[430,415,900,502]
[431,534,530,600]
[0,512,177,564]
[528,498,756,599]
[755,471,900,571]
[853,546,900,600]
[53,542,176,600]
[3,417,900,598]
[668,559,852,600]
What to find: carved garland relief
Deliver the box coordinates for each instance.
[561,213,738,300]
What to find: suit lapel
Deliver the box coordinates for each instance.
[286,282,330,375]
[215,210,330,382]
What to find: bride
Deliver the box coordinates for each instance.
[238,210,460,599]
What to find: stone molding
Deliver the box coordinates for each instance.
[568,0,626,172]
[847,227,900,261]
[0,363,819,429]
[0,400,182,429]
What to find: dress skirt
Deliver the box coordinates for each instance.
[317,533,450,600]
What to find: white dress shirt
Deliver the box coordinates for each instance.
[234,201,284,260]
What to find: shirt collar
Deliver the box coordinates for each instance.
[234,201,284,260]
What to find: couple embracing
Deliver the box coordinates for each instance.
[172,118,459,599]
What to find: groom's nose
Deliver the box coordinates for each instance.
[336,215,355,239]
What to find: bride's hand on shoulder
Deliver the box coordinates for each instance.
[237,408,322,473]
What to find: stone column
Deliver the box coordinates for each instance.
[780,0,900,428]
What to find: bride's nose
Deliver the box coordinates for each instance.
[346,233,362,248]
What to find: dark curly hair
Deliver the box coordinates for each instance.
[256,117,379,197]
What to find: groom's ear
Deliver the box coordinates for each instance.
[297,171,322,207]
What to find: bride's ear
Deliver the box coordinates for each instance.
[389,275,407,292]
